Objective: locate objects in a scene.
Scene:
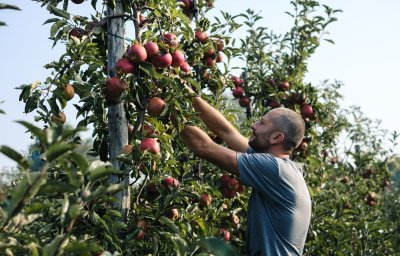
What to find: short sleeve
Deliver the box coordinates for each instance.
[237,149,281,199]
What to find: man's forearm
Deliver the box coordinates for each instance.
[192,96,235,140]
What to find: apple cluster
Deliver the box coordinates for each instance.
[195,31,225,67]
[231,75,251,108]
[262,78,316,122]
[105,32,191,104]
[219,174,244,199]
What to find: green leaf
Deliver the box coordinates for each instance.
[46,143,75,162]
[38,181,78,194]
[5,172,47,221]
[85,184,124,202]
[69,204,80,220]
[70,152,88,174]
[47,5,70,19]
[198,237,239,256]
[63,240,103,255]
[43,18,60,25]
[0,4,21,10]
[0,145,29,169]
[42,235,67,256]
[50,20,68,38]
[159,216,180,234]
[16,120,45,143]
[170,234,188,256]
[88,165,121,182]
[25,202,50,214]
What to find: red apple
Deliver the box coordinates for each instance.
[121,144,134,155]
[147,97,166,117]
[145,181,160,197]
[290,92,306,105]
[215,40,224,51]
[204,56,216,67]
[232,86,244,98]
[341,176,350,184]
[220,174,231,187]
[222,187,236,199]
[195,31,208,44]
[166,208,180,221]
[128,43,147,63]
[115,58,135,75]
[144,41,159,58]
[266,78,275,87]
[239,96,251,107]
[297,140,308,151]
[105,77,127,102]
[180,62,191,74]
[232,75,244,87]
[128,124,134,134]
[143,124,155,136]
[135,230,145,240]
[163,33,179,48]
[216,53,223,63]
[163,177,180,188]
[236,183,245,193]
[171,50,185,67]
[230,214,239,226]
[177,0,192,9]
[139,138,160,154]
[219,228,230,241]
[278,81,290,90]
[300,104,314,119]
[62,84,75,101]
[367,192,376,202]
[51,112,66,124]
[268,99,280,109]
[199,193,212,207]
[68,27,86,39]
[225,177,238,190]
[152,52,173,68]
[204,47,215,57]
[362,168,372,179]
[137,219,148,231]
[139,14,146,24]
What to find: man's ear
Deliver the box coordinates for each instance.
[269,132,285,145]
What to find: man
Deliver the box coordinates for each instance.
[178,92,312,255]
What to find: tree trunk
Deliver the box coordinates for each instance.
[107,1,130,213]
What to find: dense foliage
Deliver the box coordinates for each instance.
[0,0,399,255]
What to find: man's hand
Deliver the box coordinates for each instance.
[180,125,239,176]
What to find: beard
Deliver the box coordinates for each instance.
[248,132,272,153]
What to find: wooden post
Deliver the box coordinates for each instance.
[107,1,130,212]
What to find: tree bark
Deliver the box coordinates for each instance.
[107,1,130,213]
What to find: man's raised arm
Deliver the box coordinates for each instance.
[191,95,249,153]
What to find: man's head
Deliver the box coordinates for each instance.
[249,108,305,154]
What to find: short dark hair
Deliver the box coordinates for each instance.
[271,108,305,151]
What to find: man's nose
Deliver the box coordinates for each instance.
[250,121,260,131]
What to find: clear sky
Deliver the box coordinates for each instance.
[1,0,400,168]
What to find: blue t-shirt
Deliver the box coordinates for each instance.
[237,148,311,256]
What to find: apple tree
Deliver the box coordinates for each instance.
[1,0,246,254]
[232,2,399,255]
[1,0,399,255]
